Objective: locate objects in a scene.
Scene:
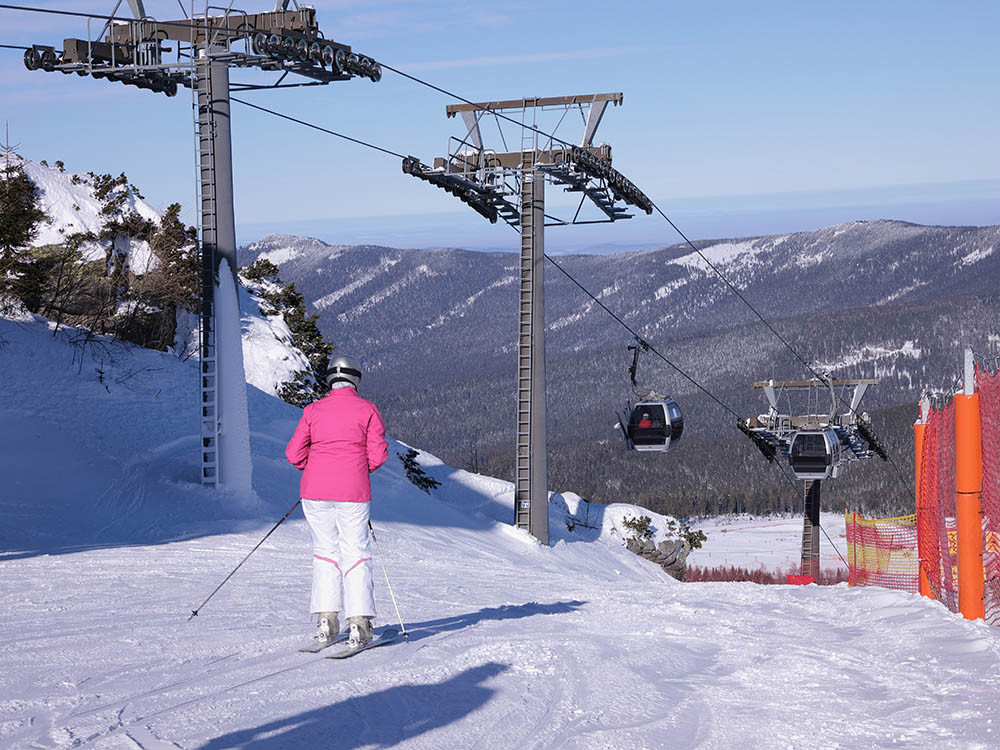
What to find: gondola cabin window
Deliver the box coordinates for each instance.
[627,402,677,452]
[788,429,838,479]
[666,400,684,442]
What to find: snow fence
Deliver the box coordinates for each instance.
[916,363,1000,626]
[845,511,919,592]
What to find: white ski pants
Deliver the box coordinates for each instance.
[301,499,375,619]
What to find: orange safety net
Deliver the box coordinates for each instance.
[918,402,959,613]
[845,511,919,591]
[977,365,1000,626]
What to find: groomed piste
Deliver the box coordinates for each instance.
[3,308,1000,749]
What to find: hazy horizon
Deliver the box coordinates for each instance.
[237,177,1000,254]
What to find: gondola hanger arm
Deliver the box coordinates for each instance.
[627,337,666,401]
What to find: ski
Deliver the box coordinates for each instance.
[298,630,349,653]
[326,628,399,659]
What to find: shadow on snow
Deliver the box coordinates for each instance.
[199,662,510,749]
[400,599,589,642]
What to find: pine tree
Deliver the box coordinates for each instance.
[399,449,441,493]
[121,202,198,349]
[241,258,335,406]
[0,149,47,306]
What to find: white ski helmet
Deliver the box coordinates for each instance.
[325,354,363,389]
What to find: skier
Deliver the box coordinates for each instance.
[285,354,388,650]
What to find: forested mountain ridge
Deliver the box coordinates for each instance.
[239,221,1000,517]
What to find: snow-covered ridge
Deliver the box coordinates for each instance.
[243,234,345,266]
[18,156,161,267]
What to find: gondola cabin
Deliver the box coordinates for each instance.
[788,428,844,480]
[625,399,684,453]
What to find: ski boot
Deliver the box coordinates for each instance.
[313,611,339,644]
[347,615,374,649]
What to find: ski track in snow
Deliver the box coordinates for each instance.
[3,317,1000,749]
[312,256,400,312]
[427,275,517,330]
[4,536,1000,749]
[336,265,443,323]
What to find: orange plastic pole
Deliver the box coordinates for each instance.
[955,389,985,620]
[914,419,932,598]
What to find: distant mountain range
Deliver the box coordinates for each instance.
[239,220,1000,516]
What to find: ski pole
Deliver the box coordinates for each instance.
[369,520,409,642]
[188,499,302,621]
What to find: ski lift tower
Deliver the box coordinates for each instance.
[740,377,887,578]
[403,93,653,544]
[24,1,382,491]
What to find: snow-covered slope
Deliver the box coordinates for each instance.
[2,315,1000,748]
[238,224,1000,518]
[17,157,161,268]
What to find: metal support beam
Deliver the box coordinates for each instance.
[581,100,609,147]
[126,0,146,20]
[801,480,821,578]
[753,379,880,389]
[514,165,548,545]
[847,383,869,419]
[196,49,253,492]
[459,110,483,151]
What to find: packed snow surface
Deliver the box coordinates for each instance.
[688,514,850,574]
[2,316,1000,749]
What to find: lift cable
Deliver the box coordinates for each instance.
[230,90,809,516]
[378,60,819,374]
[251,57,916,504]
[224,96,736,422]
[230,97,407,160]
[0,3,217,33]
[820,521,851,571]
[0,8,922,422]
[377,58,912,487]
[0,19,913,500]
[545,254,743,422]
[0,7,930,422]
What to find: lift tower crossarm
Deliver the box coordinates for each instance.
[446,92,623,117]
[108,9,318,44]
[433,144,611,172]
[752,379,880,389]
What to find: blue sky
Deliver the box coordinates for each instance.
[1,0,998,251]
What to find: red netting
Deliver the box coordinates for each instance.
[917,403,959,613]
[917,406,941,601]
[845,511,919,591]
[977,365,1000,626]
[936,403,959,613]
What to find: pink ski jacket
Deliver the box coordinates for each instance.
[285,387,389,502]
